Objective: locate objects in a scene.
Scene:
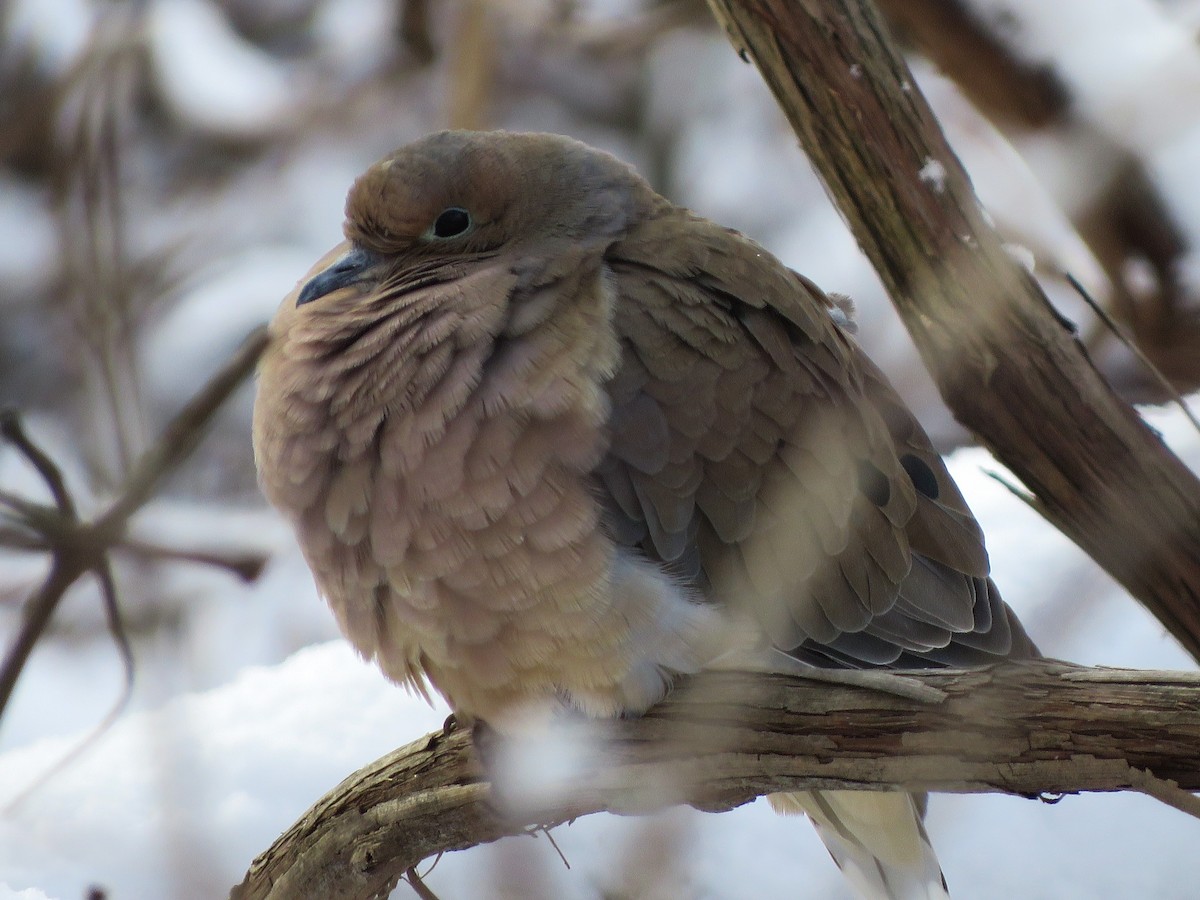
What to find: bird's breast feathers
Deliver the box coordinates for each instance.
[255,247,726,723]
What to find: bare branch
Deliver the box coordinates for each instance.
[704,0,1200,661]
[0,560,83,715]
[874,0,1068,127]
[398,0,436,65]
[0,411,77,516]
[0,325,270,724]
[114,538,268,583]
[94,324,269,537]
[873,0,1200,397]
[93,554,133,697]
[232,662,1200,900]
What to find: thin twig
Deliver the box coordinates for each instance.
[1125,766,1200,822]
[0,560,81,717]
[420,852,444,880]
[786,664,947,703]
[0,411,77,516]
[94,555,133,697]
[0,526,45,550]
[114,539,268,582]
[94,324,269,535]
[403,866,443,900]
[539,826,571,870]
[1065,273,1200,438]
[983,468,1037,505]
[0,487,46,516]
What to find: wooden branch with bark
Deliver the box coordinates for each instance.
[232,661,1200,899]
[872,0,1200,395]
[705,0,1200,661]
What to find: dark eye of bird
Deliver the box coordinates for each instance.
[432,207,471,238]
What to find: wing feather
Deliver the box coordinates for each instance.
[599,210,1037,668]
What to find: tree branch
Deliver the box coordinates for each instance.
[704,0,1200,661]
[874,0,1068,127]
[232,661,1200,899]
[873,0,1200,397]
[0,325,269,722]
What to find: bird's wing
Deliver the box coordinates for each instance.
[600,210,1034,667]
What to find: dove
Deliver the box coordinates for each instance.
[253,130,1036,899]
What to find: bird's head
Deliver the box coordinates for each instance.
[294,130,657,308]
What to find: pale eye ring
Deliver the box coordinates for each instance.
[431,207,472,239]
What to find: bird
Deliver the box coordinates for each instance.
[252,129,1037,899]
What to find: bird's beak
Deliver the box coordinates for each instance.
[296,246,381,306]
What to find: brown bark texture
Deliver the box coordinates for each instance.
[705,0,1200,661]
[232,661,1200,899]
[873,0,1200,395]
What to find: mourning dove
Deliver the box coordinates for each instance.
[253,130,1036,899]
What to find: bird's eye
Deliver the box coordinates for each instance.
[431,207,472,239]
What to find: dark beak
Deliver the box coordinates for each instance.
[297,246,379,306]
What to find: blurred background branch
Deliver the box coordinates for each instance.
[874,0,1200,397]
[0,325,267,723]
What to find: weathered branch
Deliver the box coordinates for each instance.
[874,0,1068,127]
[0,325,269,721]
[232,661,1200,899]
[873,0,1200,395]
[704,0,1200,661]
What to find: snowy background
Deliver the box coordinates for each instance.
[3,0,1200,897]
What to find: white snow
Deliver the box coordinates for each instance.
[0,179,57,298]
[5,0,94,72]
[0,643,448,899]
[310,0,398,71]
[918,157,947,193]
[148,0,298,138]
[3,408,1200,898]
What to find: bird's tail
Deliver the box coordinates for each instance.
[770,790,949,900]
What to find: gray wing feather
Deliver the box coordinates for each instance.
[599,214,1037,668]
